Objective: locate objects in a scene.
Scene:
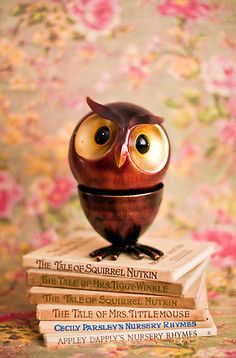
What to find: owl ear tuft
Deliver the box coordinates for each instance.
[86,97,121,124]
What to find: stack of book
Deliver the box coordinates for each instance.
[23,231,217,347]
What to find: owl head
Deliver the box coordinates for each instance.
[69,97,170,192]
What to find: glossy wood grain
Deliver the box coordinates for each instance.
[79,184,163,246]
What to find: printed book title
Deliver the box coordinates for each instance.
[36,260,159,279]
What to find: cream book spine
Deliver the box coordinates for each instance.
[26,260,208,297]
[39,312,214,334]
[28,274,204,309]
[36,305,209,322]
[22,230,216,282]
[43,326,217,347]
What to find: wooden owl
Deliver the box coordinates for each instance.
[69,98,170,261]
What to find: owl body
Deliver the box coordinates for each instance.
[79,184,163,246]
[69,98,170,260]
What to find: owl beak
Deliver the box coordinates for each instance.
[115,143,128,168]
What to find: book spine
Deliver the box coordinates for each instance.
[39,319,213,334]
[36,304,208,321]
[23,257,174,281]
[27,270,181,297]
[29,288,196,309]
[44,326,217,347]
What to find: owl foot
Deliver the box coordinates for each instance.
[89,245,123,261]
[89,244,164,261]
[134,244,164,261]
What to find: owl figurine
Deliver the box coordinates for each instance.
[69,97,170,261]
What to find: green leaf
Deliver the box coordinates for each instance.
[11,4,27,16]
[165,98,180,108]
[170,109,192,128]
[67,16,75,24]
[0,219,10,227]
[199,107,218,124]
[182,89,200,105]
[216,286,226,293]
[28,12,44,25]
[205,144,216,158]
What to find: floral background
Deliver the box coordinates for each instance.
[0,0,236,356]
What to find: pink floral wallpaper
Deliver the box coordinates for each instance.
[0,0,236,356]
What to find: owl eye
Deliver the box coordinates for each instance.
[95,126,111,145]
[129,124,169,173]
[74,114,117,160]
[135,134,150,154]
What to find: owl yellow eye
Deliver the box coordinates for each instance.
[129,124,169,173]
[75,114,117,160]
